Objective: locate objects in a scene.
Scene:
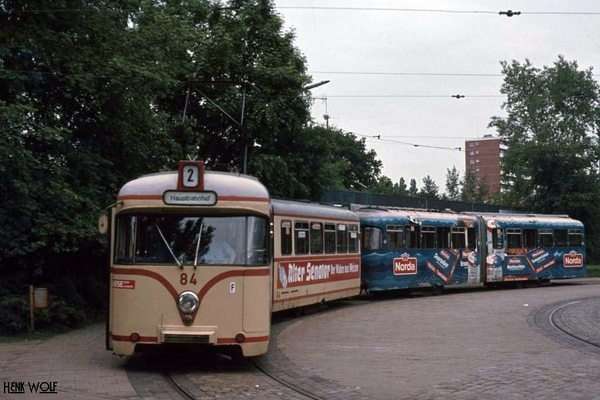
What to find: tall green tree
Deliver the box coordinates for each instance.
[408,179,419,196]
[475,175,491,204]
[489,56,600,259]
[419,175,440,199]
[445,166,461,201]
[396,177,408,196]
[461,169,478,202]
[0,0,384,279]
[252,126,381,200]
[371,176,395,194]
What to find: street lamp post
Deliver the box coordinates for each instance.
[303,80,330,90]
[184,79,329,174]
[304,80,331,129]
[313,97,329,128]
[185,81,259,174]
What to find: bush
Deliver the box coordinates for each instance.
[34,298,87,331]
[0,276,101,335]
[0,295,29,334]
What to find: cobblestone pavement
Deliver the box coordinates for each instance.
[0,323,136,399]
[277,279,600,400]
[1,278,599,399]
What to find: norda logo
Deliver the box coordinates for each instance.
[564,251,583,268]
[394,253,417,275]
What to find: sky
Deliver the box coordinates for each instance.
[272,0,600,192]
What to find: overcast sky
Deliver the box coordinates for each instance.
[273,0,600,191]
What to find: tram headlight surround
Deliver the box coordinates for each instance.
[177,291,199,314]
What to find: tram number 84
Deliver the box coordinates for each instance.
[180,273,198,285]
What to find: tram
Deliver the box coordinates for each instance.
[102,160,586,357]
[356,206,586,293]
[271,199,361,311]
[103,161,362,357]
[106,161,272,357]
[476,213,586,285]
[356,207,480,293]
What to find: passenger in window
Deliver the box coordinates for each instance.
[202,229,237,264]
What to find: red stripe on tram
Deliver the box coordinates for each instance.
[112,267,179,299]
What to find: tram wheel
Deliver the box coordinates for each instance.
[431,286,444,296]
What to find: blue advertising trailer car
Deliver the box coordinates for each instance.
[475,213,586,285]
[356,207,586,294]
[356,207,481,293]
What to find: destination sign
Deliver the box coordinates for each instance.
[163,190,217,206]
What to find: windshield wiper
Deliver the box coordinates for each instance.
[193,220,204,269]
[155,224,182,268]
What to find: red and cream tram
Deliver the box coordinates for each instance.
[104,161,362,357]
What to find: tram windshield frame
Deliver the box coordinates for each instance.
[113,213,269,266]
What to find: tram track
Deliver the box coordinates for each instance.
[529,295,600,356]
[163,371,197,400]
[127,345,340,400]
[125,302,370,400]
[161,359,329,400]
[548,301,600,349]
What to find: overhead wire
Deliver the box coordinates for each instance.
[5,5,600,15]
[353,133,465,152]
[276,6,600,16]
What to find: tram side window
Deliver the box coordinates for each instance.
[362,226,383,250]
[467,227,476,250]
[386,225,404,250]
[348,224,359,253]
[405,225,420,249]
[115,216,135,263]
[506,228,523,254]
[555,229,568,247]
[451,227,466,249]
[310,222,323,254]
[538,229,553,248]
[324,223,336,254]
[281,220,292,256]
[422,226,436,249]
[523,229,536,250]
[569,229,582,247]
[295,221,310,255]
[437,227,450,249]
[248,216,269,265]
[492,228,504,249]
[337,224,348,253]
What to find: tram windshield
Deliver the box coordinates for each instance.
[114,214,269,266]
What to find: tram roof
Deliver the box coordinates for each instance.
[473,212,583,227]
[353,207,475,224]
[118,170,269,200]
[271,198,359,222]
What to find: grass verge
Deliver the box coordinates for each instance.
[587,264,600,278]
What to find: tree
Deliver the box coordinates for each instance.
[252,126,382,200]
[0,0,384,279]
[489,56,600,259]
[445,166,461,201]
[371,176,395,194]
[419,175,440,199]
[0,0,388,332]
[408,179,419,196]
[396,177,408,196]
[490,57,600,207]
[475,175,491,203]
[461,169,478,203]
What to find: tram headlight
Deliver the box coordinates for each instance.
[177,291,199,314]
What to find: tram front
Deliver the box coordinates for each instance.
[105,161,272,357]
